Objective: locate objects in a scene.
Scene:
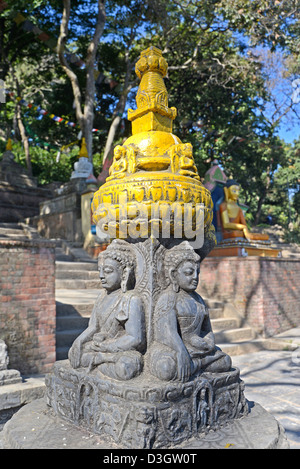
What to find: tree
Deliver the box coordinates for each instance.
[1,0,298,234]
[57,0,106,161]
[142,0,299,226]
[0,0,71,173]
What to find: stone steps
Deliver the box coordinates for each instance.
[55,253,99,359]
[214,326,255,343]
[55,278,100,289]
[210,317,240,331]
[55,270,100,280]
[55,260,98,270]
[0,223,27,240]
[0,182,52,224]
[218,336,297,356]
[0,222,43,241]
[208,308,224,320]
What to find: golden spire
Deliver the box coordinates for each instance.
[79,137,88,158]
[6,138,12,151]
[128,46,177,134]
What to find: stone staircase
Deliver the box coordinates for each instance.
[0,222,40,241]
[254,224,300,259]
[0,223,25,240]
[201,301,261,356]
[0,180,53,225]
[55,245,99,360]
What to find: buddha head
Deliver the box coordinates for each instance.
[98,241,136,293]
[164,242,200,293]
[224,179,240,203]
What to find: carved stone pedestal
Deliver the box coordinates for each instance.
[45,360,247,449]
[1,397,289,449]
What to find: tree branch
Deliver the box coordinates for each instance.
[57,0,83,127]
[102,51,135,164]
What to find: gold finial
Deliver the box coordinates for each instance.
[6,138,12,151]
[79,137,88,158]
[128,47,177,134]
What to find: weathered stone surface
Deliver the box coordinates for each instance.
[1,398,289,449]
[0,375,45,412]
[45,360,247,449]
[0,369,22,386]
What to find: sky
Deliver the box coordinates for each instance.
[278,125,299,144]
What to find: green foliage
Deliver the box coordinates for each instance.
[0,0,299,238]
[0,140,76,185]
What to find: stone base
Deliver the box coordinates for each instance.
[0,369,22,386]
[1,398,289,449]
[44,360,248,449]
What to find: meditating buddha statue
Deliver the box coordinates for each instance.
[149,242,231,383]
[68,240,146,381]
[219,180,269,242]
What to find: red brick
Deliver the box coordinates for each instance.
[0,240,56,375]
[199,257,300,337]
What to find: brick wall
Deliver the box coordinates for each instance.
[0,239,56,375]
[198,256,300,337]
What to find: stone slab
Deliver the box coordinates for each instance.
[0,369,22,386]
[0,376,45,412]
[1,398,289,449]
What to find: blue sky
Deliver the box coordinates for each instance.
[278,124,299,144]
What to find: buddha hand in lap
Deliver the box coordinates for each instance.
[150,242,231,383]
[68,242,146,380]
[219,179,269,241]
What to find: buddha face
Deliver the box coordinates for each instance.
[98,257,123,292]
[171,260,200,293]
[227,184,240,202]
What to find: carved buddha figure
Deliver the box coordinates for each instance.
[149,242,231,382]
[68,241,146,380]
[177,143,200,180]
[107,145,128,180]
[168,143,200,180]
[219,180,269,241]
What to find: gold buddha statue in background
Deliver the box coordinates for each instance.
[219,180,269,242]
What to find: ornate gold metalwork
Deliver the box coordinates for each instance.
[92,46,215,242]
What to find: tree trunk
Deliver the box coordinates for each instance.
[57,0,106,162]
[253,162,273,226]
[83,0,106,160]
[102,114,123,164]
[16,103,32,176]
[102,53,134,164]
[253,191,266,226]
